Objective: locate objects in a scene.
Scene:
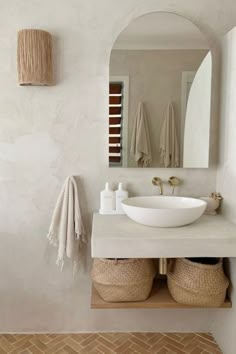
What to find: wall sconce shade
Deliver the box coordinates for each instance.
[17,29,53,86]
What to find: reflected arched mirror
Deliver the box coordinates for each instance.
[108,12,212,168]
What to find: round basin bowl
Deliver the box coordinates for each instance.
[121,196,207,228]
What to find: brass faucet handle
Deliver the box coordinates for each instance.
[168,176,180,186]
[152,177,163,195]
[152,177,162,186]
[168,176,181,194]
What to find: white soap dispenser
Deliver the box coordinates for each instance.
[100,182,115,214]
[115,183,128,214]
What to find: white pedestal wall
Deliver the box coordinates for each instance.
[212,26,236,354]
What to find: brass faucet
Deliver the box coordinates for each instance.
[168,176,181,194]
[152,177,163,195]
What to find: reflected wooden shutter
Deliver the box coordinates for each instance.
[109,82,123,164]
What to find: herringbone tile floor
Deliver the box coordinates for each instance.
[0,333,222,354]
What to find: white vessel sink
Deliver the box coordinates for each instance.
[121,196,207,228]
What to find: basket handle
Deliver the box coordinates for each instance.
[167,258,223,274]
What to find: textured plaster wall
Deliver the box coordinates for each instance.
[110,49,207,167]
[0,0,235,333]
[212,27,236,354]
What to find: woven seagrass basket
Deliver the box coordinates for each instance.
[91,258,156,302]
[167,258,229,307]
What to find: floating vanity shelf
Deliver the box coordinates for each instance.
[91,213,236,258]
[91,214,234,309]
[91,279,231,309]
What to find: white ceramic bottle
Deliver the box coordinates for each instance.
[115,183,128,214]
[100,182,115,213]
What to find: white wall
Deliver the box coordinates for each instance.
[212,27,236,354]
[183,52,212,167]
[0,0,235,333]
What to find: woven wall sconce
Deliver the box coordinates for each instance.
[17,29,53,86]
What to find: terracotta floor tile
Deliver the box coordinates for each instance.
[53,350,69,354]
[195,335,220,349]
[165,333,184,342]
[64,337,83,352]
[155,348,170,354]
[130,336,152,350]
[80,334,98,347]
[196,333,216,342]
[0,332,222,353]
[27,345,43,354]
[62,345,79,354]
[148,333,165,346]
[132,332,150,342]
[184,339,202,353]
[150,337,170,352]
[190,347,206,354]
[96,337,117,351]
[130,342,151,354]
[121,348,137,354]
[162,335,185,349]
[165,342,188,353]
[96,343,114,354]
[2,334,17,343]
[113,333,130,346]
[114,339,133,352]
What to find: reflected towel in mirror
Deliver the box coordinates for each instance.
[130,102,152,167]
[160,102,179,167]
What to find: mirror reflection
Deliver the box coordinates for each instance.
[109,12,212,168]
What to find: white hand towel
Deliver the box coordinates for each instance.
[47,176,86,273]
[160,102,179,168]
[130,102,152,167]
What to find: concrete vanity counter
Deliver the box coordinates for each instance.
[91,213,236,259]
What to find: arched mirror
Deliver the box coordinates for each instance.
[108,12,212,168]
